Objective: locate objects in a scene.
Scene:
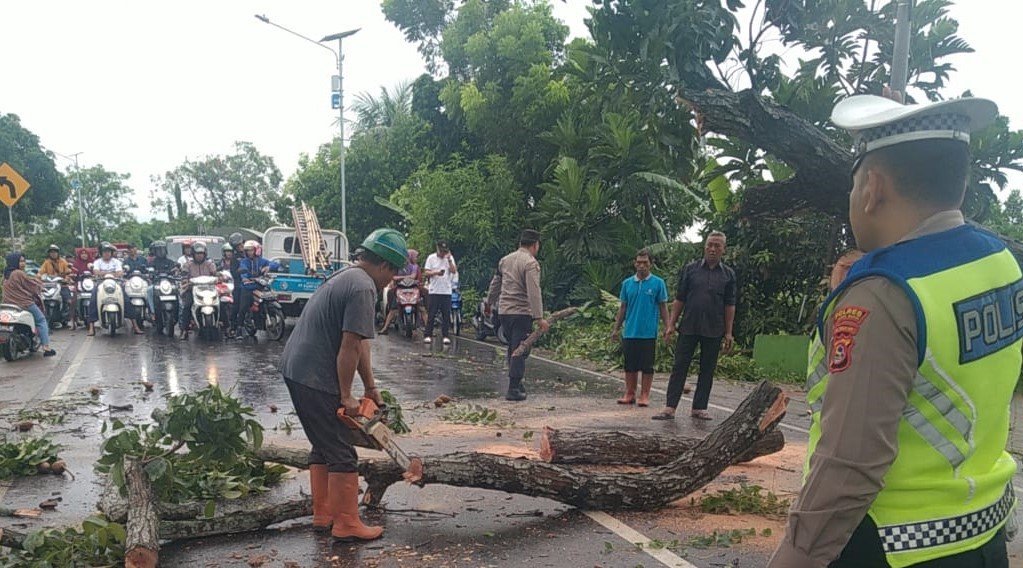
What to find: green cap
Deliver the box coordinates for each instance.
[360,228,409,269]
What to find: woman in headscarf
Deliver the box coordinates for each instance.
[2,252,55,357]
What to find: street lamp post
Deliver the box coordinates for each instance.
[53,150,88,247]
[254,15,360,243]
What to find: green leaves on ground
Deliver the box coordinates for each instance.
[697,484,790,517]
[96,386,286,504]
[380,389,412,434]
[0,515,126,567]
[0,437,62,479]
[440,403,508,426]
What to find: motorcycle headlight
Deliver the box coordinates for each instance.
[103,282,117,294]
[159,281,173,295]
[202,296,215,306]
[83,280,95,292]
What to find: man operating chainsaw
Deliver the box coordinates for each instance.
[278,228,409,542]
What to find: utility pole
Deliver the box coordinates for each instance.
[70,153,87,247]
[890,0,913,100]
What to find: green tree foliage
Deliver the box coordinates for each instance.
[151,141,286,229]
[390,155,525,290]
[0,113,67,240]
[351,80,414,133]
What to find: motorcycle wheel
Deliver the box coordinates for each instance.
[402,314,414,338]
[164,311,175,337]
[1,343,13,362]
[454,311,462,336]
[244,315,258,337]
[265,308,285,342]
[108,321,117,336]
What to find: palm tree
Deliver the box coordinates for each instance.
[351,80,414,133]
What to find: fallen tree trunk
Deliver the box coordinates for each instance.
[124,458,159,568]
[539,426,784,465]
[158,498,311,541]
[261,381,788,510]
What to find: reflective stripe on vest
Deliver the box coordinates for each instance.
[878,485,1014,553]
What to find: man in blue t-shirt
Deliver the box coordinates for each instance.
[611,248,669,407]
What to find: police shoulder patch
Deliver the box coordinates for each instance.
[830,306,870,373]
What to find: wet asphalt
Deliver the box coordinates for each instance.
[1,322,1022,567]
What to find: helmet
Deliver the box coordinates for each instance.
[182,239,194,248]
[222,243,233,253]
[192,242,207,256]
[243,240,259,251]
[150,240,167,256]
[101,242,115,253]
[47,244,60,253]
[228,232,244,247]
[359,228,408,269]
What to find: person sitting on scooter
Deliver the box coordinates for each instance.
[177,241,193,268]
[234,240,280,338]
[87,242,137,335]
[3,253,55,357]
[72,248,92,276]
[145,241,178,324]
[219,243,235,272]
[39,244,76,328]
[377,248,423,334]
[178,242,219,340]
[122,244,147,276]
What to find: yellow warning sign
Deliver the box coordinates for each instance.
[0,163,30,208]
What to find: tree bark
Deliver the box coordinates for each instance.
[538,426,784,466]
[261,381,788,511]
[158,498,311,542]
[680,88,853,218]
[123,458,159,568]
[512,307,578,357]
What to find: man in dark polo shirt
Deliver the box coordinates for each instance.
[653,231,736,421]
[279,228,408,542]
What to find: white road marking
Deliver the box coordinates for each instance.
[49,336,92,399]
[584,510,699,568]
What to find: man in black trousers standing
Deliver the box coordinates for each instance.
[653,231,736,421]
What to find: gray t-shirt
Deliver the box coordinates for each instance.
[279,267,377,394]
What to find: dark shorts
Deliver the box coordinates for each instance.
[386,288,398,311]
[622,338,656,374]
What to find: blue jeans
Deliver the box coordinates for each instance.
[26,304,50,347]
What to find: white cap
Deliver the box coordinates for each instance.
[831,95,998,155]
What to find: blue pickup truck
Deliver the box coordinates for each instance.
[262,226,350,317]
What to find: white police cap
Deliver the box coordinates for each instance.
[831,95,998,155]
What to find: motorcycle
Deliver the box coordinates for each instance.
[394,277,421,339]
[450,282,463,336]
[473,301,508,345]
[188,275,221,341]
[0,304,41,361]
[241,276,285,341]
[123,270,150,330]
[76,271,96,326]
[96,275,125,336]
[153,272,180,337]
[41,275,71,329]
[216,270,235,336]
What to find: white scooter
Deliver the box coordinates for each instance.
[0,304,41,361]
[124,270,149,330]
[96,275,125,336]
[189,275,221,340]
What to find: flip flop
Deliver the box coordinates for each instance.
[691,411,713,421]
[616,397,636,405]
[651,413,675,421]
[637,401,649,408]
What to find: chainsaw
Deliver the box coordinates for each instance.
[337,398,423,483]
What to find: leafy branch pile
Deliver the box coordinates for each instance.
[0,515,126,568]
[0,437,62,479]
[380,389,411,434]
[697,484,790,517]
[96,386,286,504]
[441,404,509,427]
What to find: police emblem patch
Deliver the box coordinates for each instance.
[830,306,870,373]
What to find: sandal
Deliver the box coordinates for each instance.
[616,397,636,405]
[651,412,675,421]
[691,410,713,421]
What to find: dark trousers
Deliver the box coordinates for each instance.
[178,291,194,328]
[665,334,722,411]
[425,293,452,338]
[234,288,254,328]
[284,378,359,473]
[231,285,242,325]
[501,314,534,391]
[831,516,1008,567]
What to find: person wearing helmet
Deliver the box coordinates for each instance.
[177,240,194,268]
[218,243,235,272]
[377,248,424,334]
[229,232,244,254]
[39,244,76,329]
[85,243,128,335]
[177,242,219,340]
[145,241,178,327]
[232,240,280,338]
[278,228,407,542]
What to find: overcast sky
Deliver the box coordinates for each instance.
[2,1,1018,221]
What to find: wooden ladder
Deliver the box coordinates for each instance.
[291,202,332,273]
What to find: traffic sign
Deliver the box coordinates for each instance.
[331,93,341,110]
[0,163,30,208]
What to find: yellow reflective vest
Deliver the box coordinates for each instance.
[806,225,1020,567]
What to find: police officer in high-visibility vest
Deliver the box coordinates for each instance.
[770,94,1020,567]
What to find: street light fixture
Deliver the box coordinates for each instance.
[254,15,360,245]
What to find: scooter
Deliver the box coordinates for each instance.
[216,270,235,337]
[450,282,463,337]
[124,270,149,330]
[96,275,125,336]
[76,271,95,326]
[394,277,421,339]
[473,301,508,345]
[0,304,41,361]
[188,275,221,341]
[241,276,285,341]
[153,272,179,337]
[41,275,71,329]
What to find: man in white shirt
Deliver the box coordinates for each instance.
[422,240,457,345]
[88,242,143,336]
[177,241,193,268]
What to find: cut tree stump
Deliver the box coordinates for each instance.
[124,458,159,568]
[538,426,785,466]
[261,381,788,510]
